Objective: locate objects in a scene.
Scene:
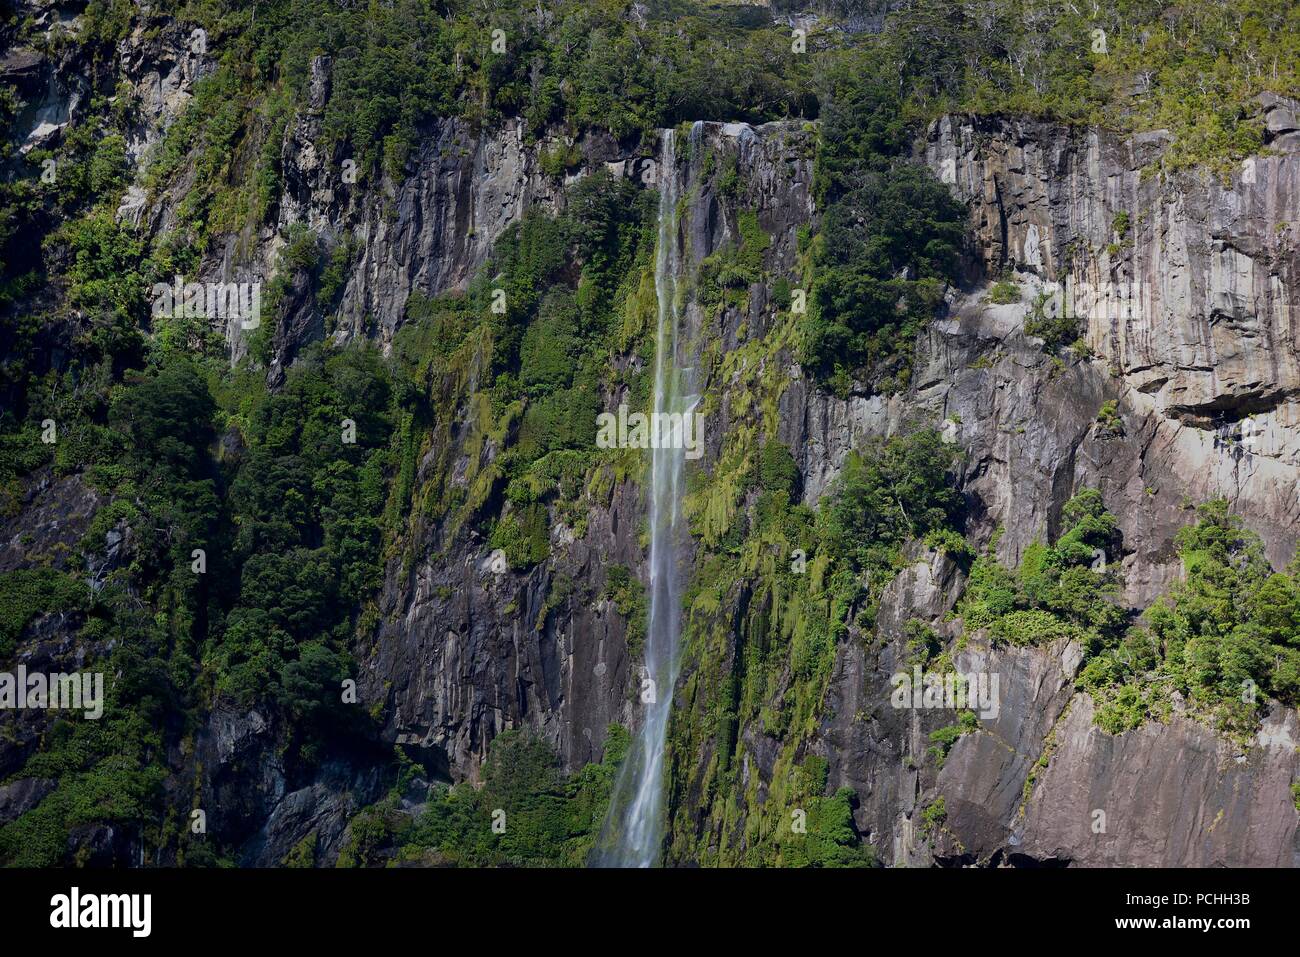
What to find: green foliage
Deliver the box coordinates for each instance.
[904,618,944,668]
[382,726,629,867]
[218,0,823,181]
[114,359,218,483]
[799,58,966,395]
[1096,399,1123,435]
[924,526,975,565]
[927,711,980,768]
[519,289,581,396]
[813,67,909,201]
[1099,501,1300,736]
[0,745,167,867]
[398,165,654,554]
[697,211,770,315]
[702,753,876,868]
[668,426,963,865]
[489,504,551,570]
[0,569,90,658]
[967,496,1300,738]
[919,796,947,835]
[210,346,396,718]
[880,0,1298,173]
[988,279,1021,304]
[775,785,873,868]
[0,590,176,867]
[0,338,405,864]
[960,490,1125,653]
[317,234,357,314]
[823,429,964,574]
[802,98,966,391]
[54,209,150,356]
[540,141,581,178]
[758,441,799,503]
[603,565,647,658]
[283,831,318,868]
[1023,290,1080,353]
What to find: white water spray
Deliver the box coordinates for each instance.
[594,126,696,866]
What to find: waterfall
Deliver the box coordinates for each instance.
[594,125,695,867]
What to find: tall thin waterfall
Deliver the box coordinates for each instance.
[594,126,695,867]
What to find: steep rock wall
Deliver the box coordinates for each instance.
[241,103,1300,864]
[800,107,1300,867]
[360,120,816,786]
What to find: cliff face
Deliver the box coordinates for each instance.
[357,119,815,785]
[4,12,1299,867]
[329,99,1300,865]
[934,110,1300,550]
[804,107,1300,867]
[274,101,571,353]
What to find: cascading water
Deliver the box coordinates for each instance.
[593,125,697,867]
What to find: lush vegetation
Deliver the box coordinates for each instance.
[0,154,656,863]
[959,493,1300,739]
[11,0,1293,335]
[388,166,655,576]
[669,420,966,864]
[334,727,629,868]
[1082,501,1300,738]
[0,339,408,865]
[959,489,1126,654]
[801,67,967,392]
[7,0,1296,400]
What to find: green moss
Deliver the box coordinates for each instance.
[283,831,319,868]
[604,565,647,659]
[489,503,551,570]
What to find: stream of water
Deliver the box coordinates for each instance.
[594,125,694,866]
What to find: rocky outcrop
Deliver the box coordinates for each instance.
[926,108,1300,419]
[0,469,101,785]
[327,119,570,339]
[363,481,645,780]
[115,20,216,224]
[0,470,102,575]
[0,3,88,164]
[179,704,388,866]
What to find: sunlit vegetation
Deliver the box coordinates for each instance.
[959,493,1300,738]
